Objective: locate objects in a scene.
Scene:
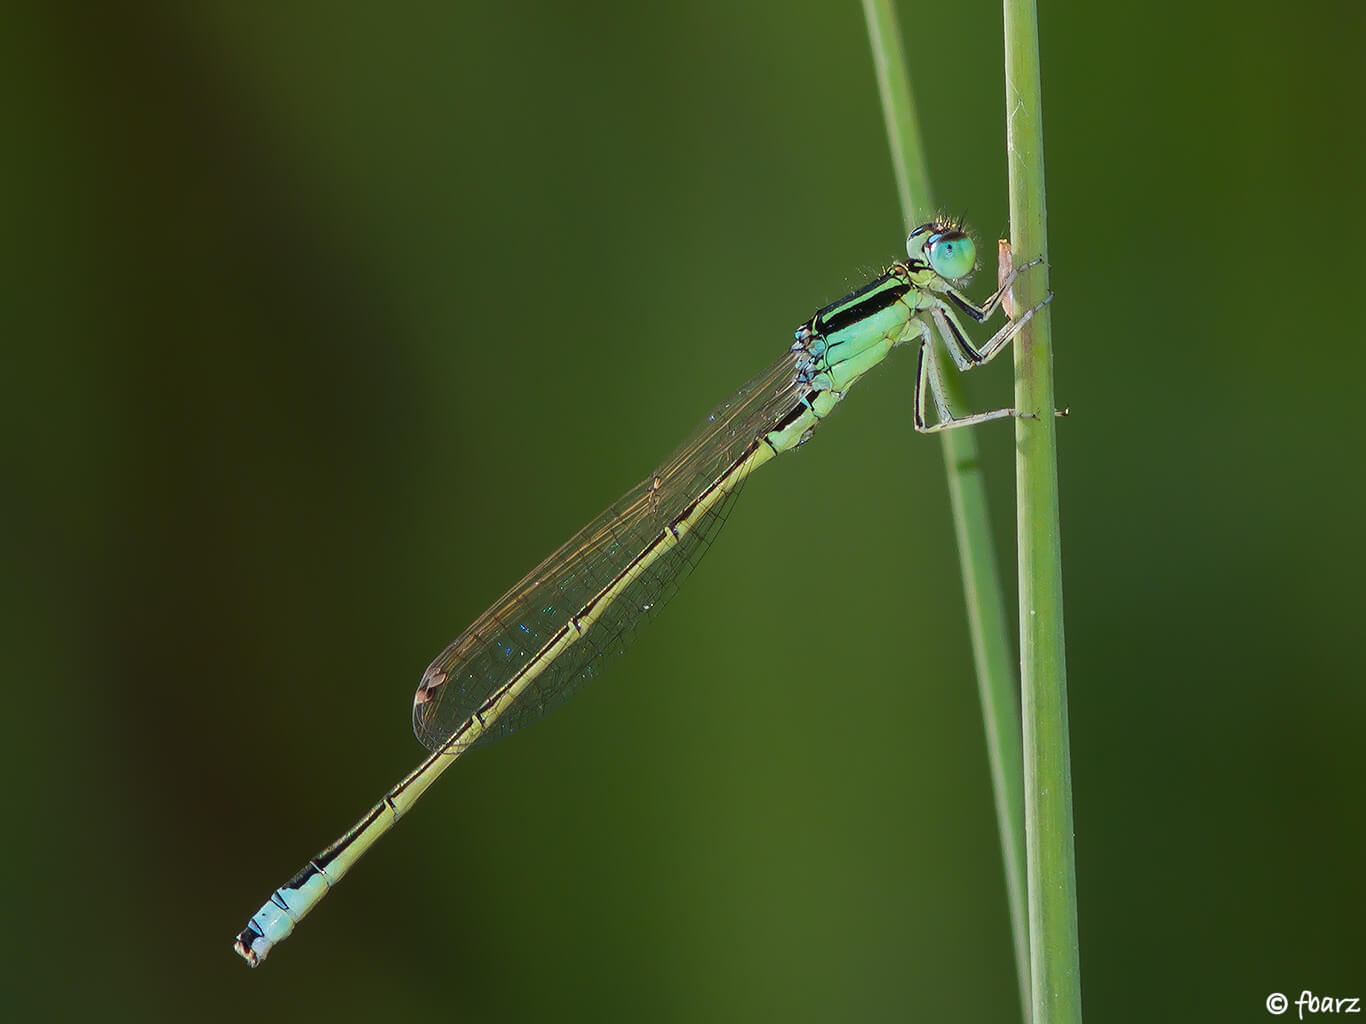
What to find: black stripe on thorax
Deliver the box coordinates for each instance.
[814,274,910,336]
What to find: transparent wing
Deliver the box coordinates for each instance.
[411,348,807,752]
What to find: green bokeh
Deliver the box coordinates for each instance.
[4,2,1364,1021]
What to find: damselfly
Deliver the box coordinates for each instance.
[233,216,1048,966]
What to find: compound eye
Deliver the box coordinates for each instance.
[904,222,933,258]
[926,231,976,280]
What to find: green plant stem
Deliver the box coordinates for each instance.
[1001,1,1082,1022]
[861,2,1030,1020]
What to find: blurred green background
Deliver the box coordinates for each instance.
[5,1,1364,1020]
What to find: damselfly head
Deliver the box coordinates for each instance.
[907,213,978,282]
